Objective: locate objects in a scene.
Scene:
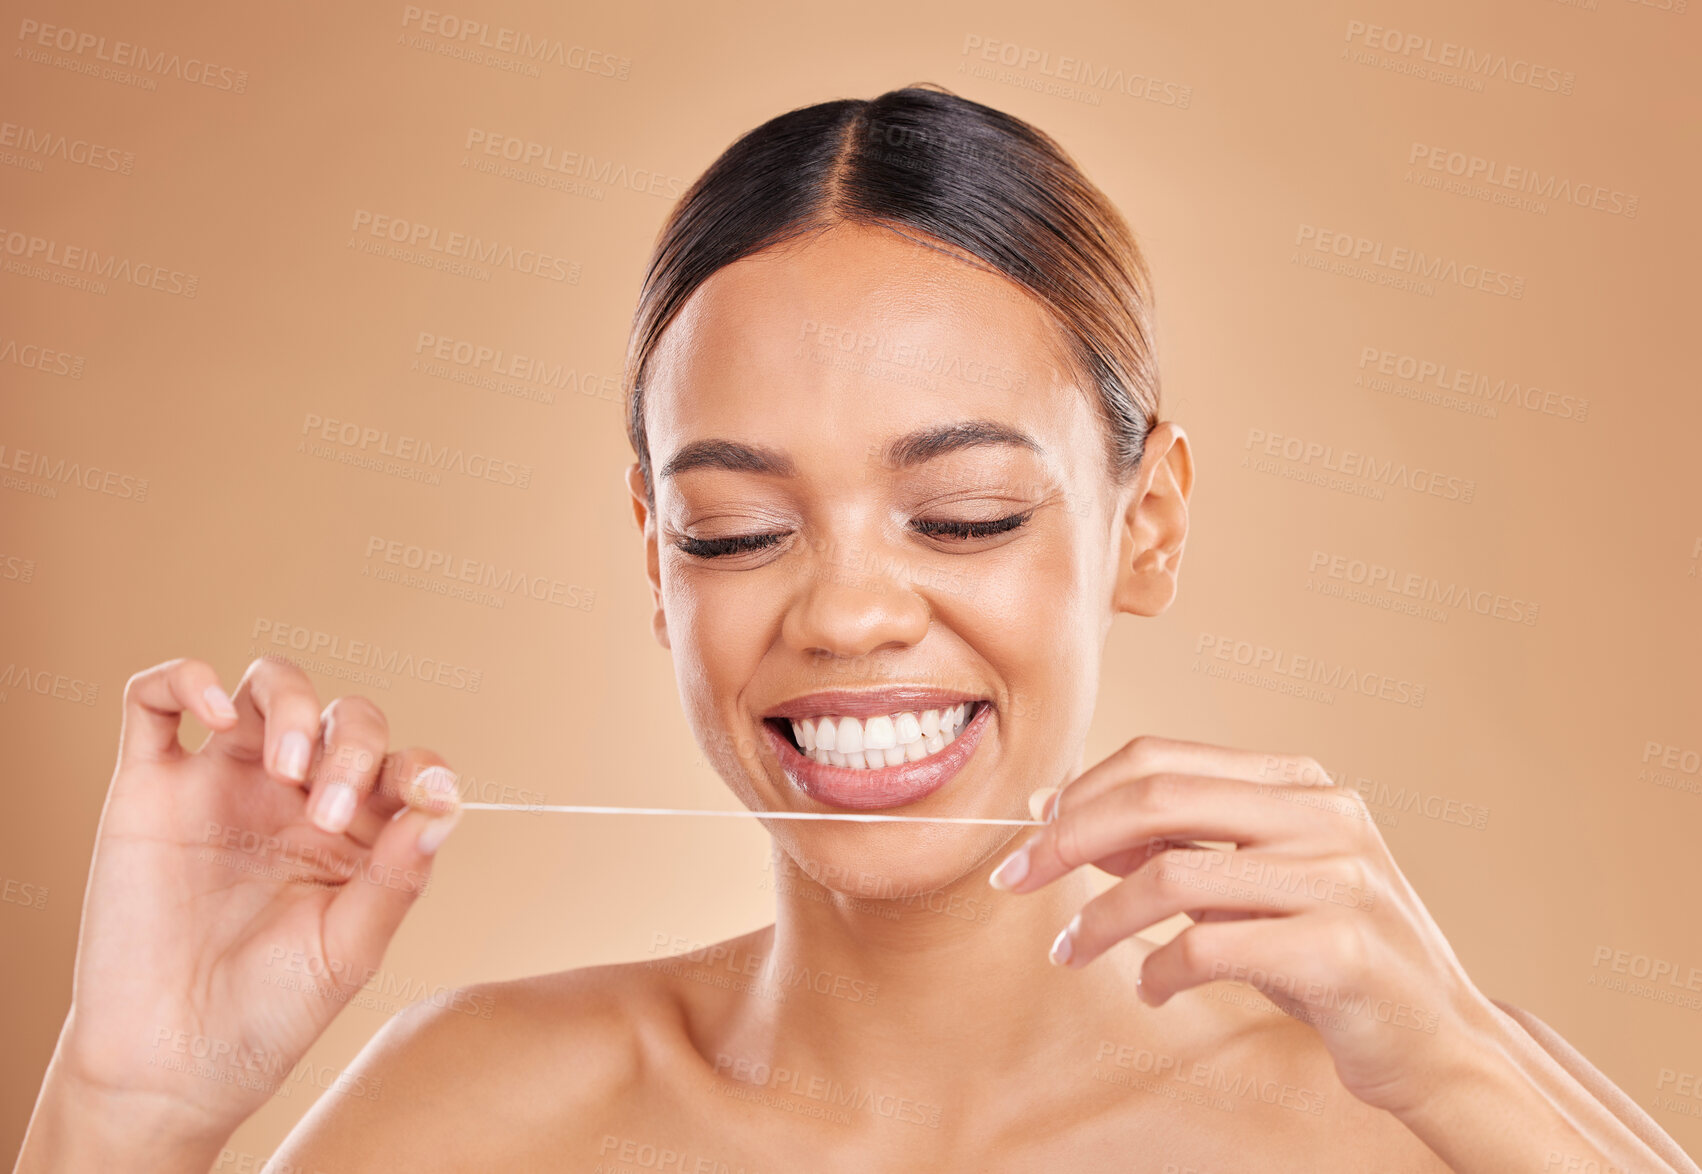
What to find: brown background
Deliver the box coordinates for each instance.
[3,0,1699,1164]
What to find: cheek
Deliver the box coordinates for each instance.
[663,567,779,719]
[934,531,1106,722]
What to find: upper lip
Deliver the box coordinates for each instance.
[761,687,987,720]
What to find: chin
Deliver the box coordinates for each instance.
[690,688,1051,908]
[762,822,1014,920]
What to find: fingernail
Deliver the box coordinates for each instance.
[277,731,313,782]
[417,808,461,855]
[988,843,1031,890]
[313,782,357,834]
[1050,918,1076,966]
[203,684,237,722]
[1027,786,1059,821]
[411,766,460,812]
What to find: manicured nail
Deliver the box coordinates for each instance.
[1050,918,1077,966]
[988,843,1031,889]
[411,766,460,812]
[417,808,461,855]
[277,730,313,782]
[313,782,357,834]
[1026,786,1059,821]
[203,684,238,722]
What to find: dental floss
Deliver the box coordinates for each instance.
[457,802,1042,826]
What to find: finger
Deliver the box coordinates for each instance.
[209,656,326,786]
[342,750,461,848]
[118,657,240,767]
[1045,735,1337,823]
[992,773,1338,894]
[305,695,390,836]
[1058,849,1373,969]
[1077,834,1216,883]
[322,800,463,986]
[1137,912,1369,1010]
[1136,917,1272,1006]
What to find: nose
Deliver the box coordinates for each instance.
[780,544,933,661]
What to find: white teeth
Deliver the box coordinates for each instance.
[786,703,979,771]
[863,714,896,750]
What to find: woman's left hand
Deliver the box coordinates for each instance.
[987,734,1497,1116]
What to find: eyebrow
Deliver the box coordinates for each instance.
[660,439,796,479]
[659,420,1041,479]
[883,420,1042,469]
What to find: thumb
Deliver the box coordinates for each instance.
[321,801,461,981]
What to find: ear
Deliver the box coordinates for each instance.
[1111,421,1194,618]
[624,462,670,649]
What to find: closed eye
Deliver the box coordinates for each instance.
[674,532,785,559]
[673,509,1034,561]
[911,511,1033,540]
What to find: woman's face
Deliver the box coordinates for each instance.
[629,220,1178,895]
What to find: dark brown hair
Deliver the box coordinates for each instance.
[621,83,1162,501]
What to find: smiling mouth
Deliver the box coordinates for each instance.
[764,702,985,770]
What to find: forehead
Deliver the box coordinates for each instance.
[642,222,1100,480]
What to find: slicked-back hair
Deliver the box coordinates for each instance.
[621,83,1162,502]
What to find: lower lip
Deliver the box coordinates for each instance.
[762,704,993,811]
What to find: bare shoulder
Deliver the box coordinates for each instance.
[1147,980,1454,1172]
[1488,997,1702,1174]
[268,948,716,1172]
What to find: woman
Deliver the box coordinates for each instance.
[16,85,1695,1173]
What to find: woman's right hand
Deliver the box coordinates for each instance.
[17,655,463,1169]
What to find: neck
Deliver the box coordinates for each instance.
[717,844,1150,1118]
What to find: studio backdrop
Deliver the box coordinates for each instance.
[2,0,1698,1164]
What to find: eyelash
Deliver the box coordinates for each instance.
[911,511,1033,540]
[675,533,785,559]
[675,510,1035,560]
